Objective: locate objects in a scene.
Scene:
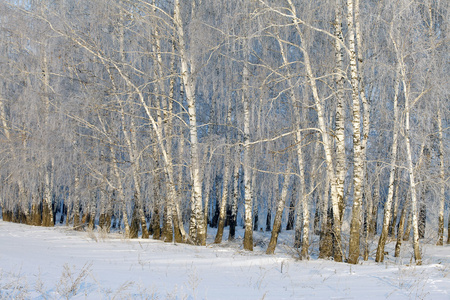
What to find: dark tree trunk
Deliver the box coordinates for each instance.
[319,208,333,259]
[395,206,407,257]
[211,199,220,228]
[286,197,295,231]
[447,210,450,244]
[265,208,271,232]
[130,205,139,239]
[151,206,161,239]
[59,202,66,225]
[313,205,320,235]
[228,209,236,241]
[418,203,426,239]
[99,213,106,230]
[105,214,112,233]
[161,205,173,242]
[403,211,412,241]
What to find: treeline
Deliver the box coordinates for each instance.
[0,0,448,265]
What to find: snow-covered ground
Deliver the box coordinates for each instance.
[0,220,449,299]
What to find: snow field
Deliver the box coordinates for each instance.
[1,221,449,299]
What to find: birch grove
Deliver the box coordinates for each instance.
[0,0,448,265]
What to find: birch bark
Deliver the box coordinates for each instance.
[286,0,343,261]
[242,49,253,251]
[436,112,446,245]
[334,0,347,223]
[174,0,206,245]
[228,150,241,241]
[347,0,365,265]
[393,34,422,264]
[375,65,401,262]
[266,168,292,254]
[214,101,233,244]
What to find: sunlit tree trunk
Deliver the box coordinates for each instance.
[347,0,365,265]
[376,66,401,262]
[389,182,400,237]
[117,12,149,239]
[286,0,343,261]
[334,0,347,224]
[228,151,240,241]
[276,33,309,255]
[362,185,372,261]
[395,196,408,257]
[72,177,82,231]
[370,173,380,235]
[174,0,205,245]
[40,51,54,227]
[319,177,332,259]
[41,162,54,227]
[242,70,253,250]
[401,59,422,265]
[436,111,446,245]
[266,168,291,254]
[215,101,233,244]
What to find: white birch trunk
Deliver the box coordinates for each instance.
[266,168,292,254]
[174,0,205,245]
[42,161,54,227]
[404,90,422,265]
[375,66,401,262]
[242,54,253,251]
[390,27,422,264]
[347,0,365,264]
[120,105,149,238]
[110,144,130,237]
[276,33,310,257]
[437,112,445,245]
[287,0,343,261]
[355,0,371,162]
[214,102,233,243]
[228,150,241,241]
[40,50,54,227]
[334,0,347,223]
[117,13,149,239]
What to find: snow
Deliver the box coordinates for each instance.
[1,221,449,299]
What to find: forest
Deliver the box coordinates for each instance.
[0,0,448,266]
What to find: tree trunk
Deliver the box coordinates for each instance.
[389,182,400,237]
[130,204,140,239]
[319,179,333,259]
[117,14,149,239]
[363,185,372,261]
[215,105,233,243]
[371,174,380,235]
[403,69,422,265]
[346,0,365,265]
[265,207,272,232]
[151,206,161,240]
[447,211,450,244]
[395,204,407,257]
[403,210,412,241]
[334,0,347,224]
[228,153,240,241]
[242,45,253,251]
[436,112,445,245]
[375,66,401,262]
[286,196,295,231]
[214,160,231,243]
[276,30,310,258]
[174,0,205,245]
[31,193,41,226]
[266,171,291,255]
[418,203,426,240]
